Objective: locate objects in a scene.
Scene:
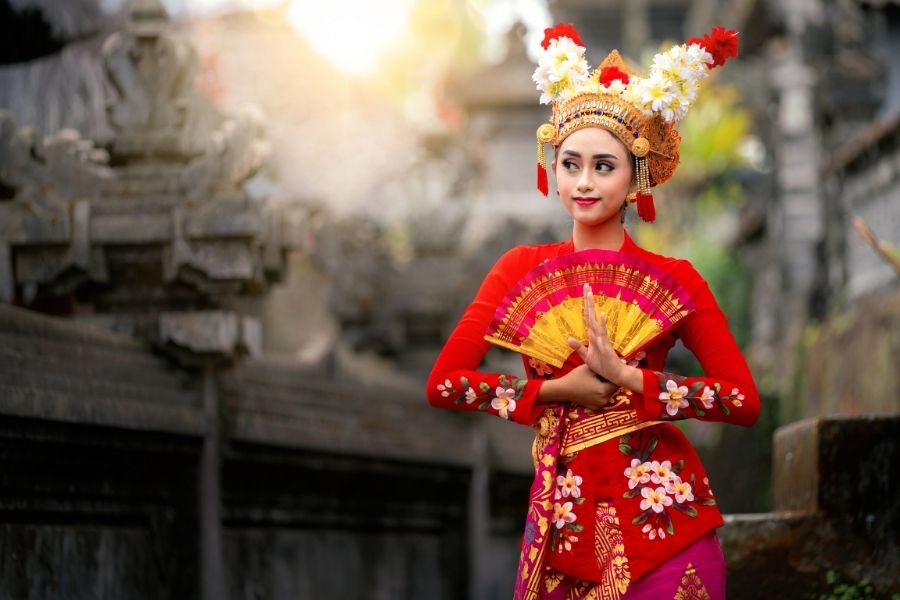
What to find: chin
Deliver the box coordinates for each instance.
[573,214,618,228]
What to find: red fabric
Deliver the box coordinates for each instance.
[688,26,739,69]
[426,232,759,585]
[537,163,549,197]
[636,191,656,223]
[541,23,583,49]
[599,66,630,87]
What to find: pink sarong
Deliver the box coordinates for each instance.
[541,530,725,600]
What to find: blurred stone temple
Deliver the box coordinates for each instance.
[0,1,523,598]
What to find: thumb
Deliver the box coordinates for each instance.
[567,336,587,359]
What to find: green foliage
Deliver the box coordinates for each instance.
[683,236,751,347]
[673,85,752,187]
[813,570,880,600]
[635,78,754,352]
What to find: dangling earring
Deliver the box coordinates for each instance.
[620,201,628,223]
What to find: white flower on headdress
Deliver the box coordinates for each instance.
[651,46,690,82]
[605,78,627,96]
[641,43,716,122]
[631,72,675,119]
[533,36,590,104]
[686,43,715,75]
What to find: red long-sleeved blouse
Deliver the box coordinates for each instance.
[426,231,759,591]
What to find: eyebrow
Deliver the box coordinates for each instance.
[561,150,620,160]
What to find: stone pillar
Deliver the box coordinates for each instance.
[468,424,491,600]
[0,242,11,303]
[767,39,824,398]
[622,0,649,61]
[200,363,224,600]
[157,310,260,600]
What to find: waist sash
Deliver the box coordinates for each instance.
[516,397,660,600]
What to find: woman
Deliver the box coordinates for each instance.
[426,23,757,600]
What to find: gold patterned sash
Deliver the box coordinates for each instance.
[532,395,660,464]
[561,408,659,455]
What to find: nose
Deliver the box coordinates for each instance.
[576,169,594,193]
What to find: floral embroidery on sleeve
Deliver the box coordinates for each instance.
[528,357,554,378]
[619,432,716,541]
[435,374,526,420]
[653,372,745,420]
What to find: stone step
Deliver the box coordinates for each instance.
[0,336,191,393]
[0,369,198,409]
[0,383,204,435]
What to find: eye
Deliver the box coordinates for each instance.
[562,159,579,171]
[595,162,613,172]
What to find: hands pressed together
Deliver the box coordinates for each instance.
[536,284,644,410]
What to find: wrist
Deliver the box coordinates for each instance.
[537,375,575,404]
[615,364,644,393]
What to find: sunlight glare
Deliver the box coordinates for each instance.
[286,0,414,76]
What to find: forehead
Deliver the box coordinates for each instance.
[558,127,628,157]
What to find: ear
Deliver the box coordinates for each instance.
[550,158,557,172]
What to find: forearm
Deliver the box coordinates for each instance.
[611,364,644,394]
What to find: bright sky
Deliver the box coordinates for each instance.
[103,0,551,75]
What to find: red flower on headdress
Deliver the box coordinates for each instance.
[689,26,739,68]
[541,23,583,49]
[598,66,630,87]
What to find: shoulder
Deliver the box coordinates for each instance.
[493,240,571,270]
[484,241,571,289]
[627,244,708,292]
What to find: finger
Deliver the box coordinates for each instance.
[583,283,599,334]
[597,312,609,343]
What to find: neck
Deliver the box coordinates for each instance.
[572,219,626,251]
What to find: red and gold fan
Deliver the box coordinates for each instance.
[484,250,696,366]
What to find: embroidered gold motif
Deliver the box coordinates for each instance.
[561,408,660,456]
[565,580,595,600]
[532,408,560,469]
[544,569,565,593]
[673,563,711,600]
[592,502,631,600]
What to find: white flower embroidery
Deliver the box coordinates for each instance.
[641,523,667,541]
[556,529,579,553]
[640,486,673,514]
[464,388,478,404]
[491,387,517,420]
[659,380,689,416]
[552,501,577,529]
[555,468,583,500]
[649,460,674,487]
[670,478,695,504]
[699,386,716,410]
[624,458,652,489]
[436,379,453,398]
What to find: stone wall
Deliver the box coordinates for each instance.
[0,304,532,599]
[721,416,899,599]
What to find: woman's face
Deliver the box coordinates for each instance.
[552,127,634,228]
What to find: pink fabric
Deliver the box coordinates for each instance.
[623,530,724,599]
[542,531,725,600]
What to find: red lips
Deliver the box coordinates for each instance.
[573,197,599,206]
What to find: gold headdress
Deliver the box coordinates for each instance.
[533,23,739,222]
